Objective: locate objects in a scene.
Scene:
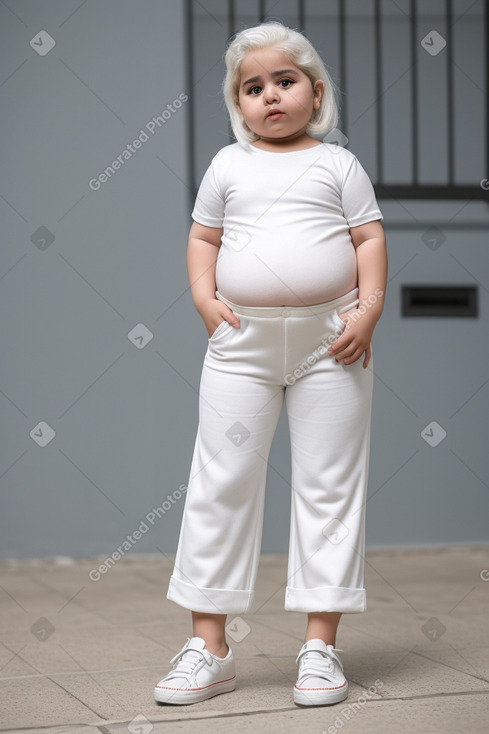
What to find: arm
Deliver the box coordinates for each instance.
[187,221,222,311]
[328,219,387,368]
[352,219,387,326]
[187,221,240,337]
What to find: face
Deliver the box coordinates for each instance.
[237,46,324,146]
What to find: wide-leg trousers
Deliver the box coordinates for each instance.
[166,286,374,615]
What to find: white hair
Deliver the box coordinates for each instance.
[222,20,340,148]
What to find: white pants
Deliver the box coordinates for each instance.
[166,287,373,615]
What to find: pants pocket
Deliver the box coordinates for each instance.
[208,319,233,342]
[332,308,348,334]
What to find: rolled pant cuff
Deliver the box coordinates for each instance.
[285,585,366,613]
[167,575,254,614]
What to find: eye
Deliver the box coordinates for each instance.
[279,78,294,88]
[249,85,262,95]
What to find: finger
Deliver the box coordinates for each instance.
[344,345,370,366]
[227,310,240,327]
[328,336,349,354]
[340,347,364,365]
[330,340,357,361]
[342,352,361,365]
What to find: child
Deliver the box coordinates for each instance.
[155,20,387,708]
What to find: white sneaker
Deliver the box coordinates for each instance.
[154,636,236,705]
[293,638,348,706]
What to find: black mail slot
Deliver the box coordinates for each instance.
[402,285,478,317]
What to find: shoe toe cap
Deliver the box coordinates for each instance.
[296,675,346,691]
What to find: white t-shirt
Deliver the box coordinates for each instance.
[191,142,383,306]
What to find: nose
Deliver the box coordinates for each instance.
[263,81,280,105]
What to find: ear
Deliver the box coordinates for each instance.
[313,79,324,109]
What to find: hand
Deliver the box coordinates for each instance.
[199,299,241,339]
[328,308,376,368]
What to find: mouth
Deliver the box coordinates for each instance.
[266,109,284,120]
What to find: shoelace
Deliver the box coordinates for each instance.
[164,644,213,682]
[296,647,344,683]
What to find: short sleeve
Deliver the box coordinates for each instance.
[341,154,383,228]
[191,157,224,228]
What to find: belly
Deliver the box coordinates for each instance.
[215,241,358,307]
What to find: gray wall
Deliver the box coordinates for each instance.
[1,0,488,560]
